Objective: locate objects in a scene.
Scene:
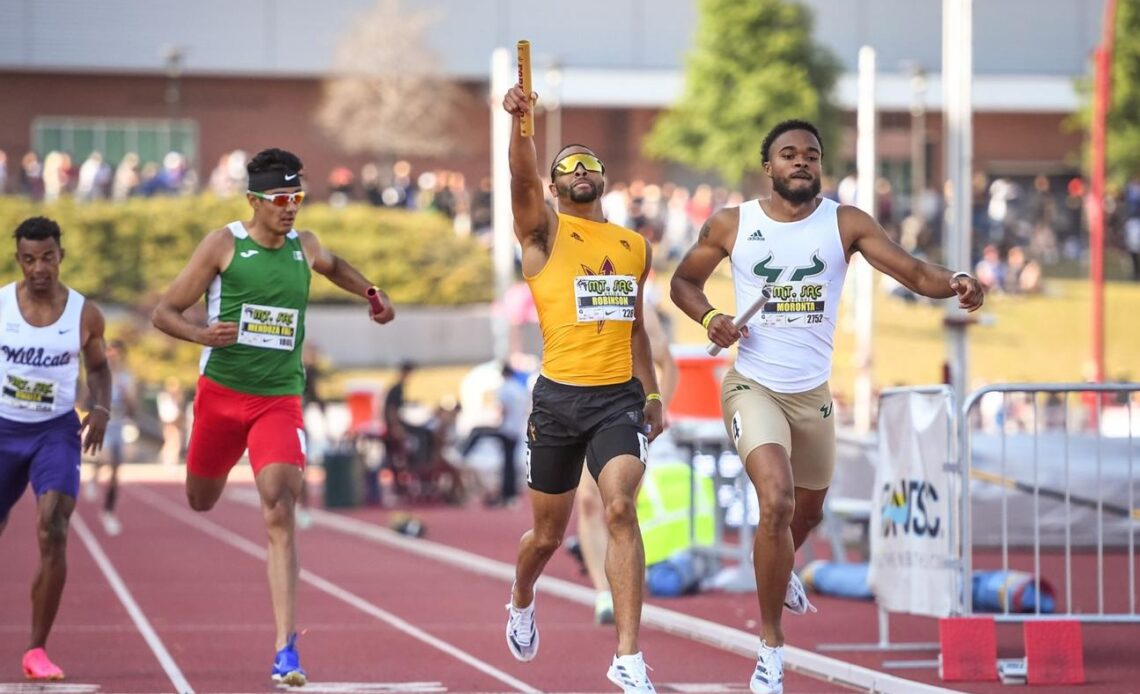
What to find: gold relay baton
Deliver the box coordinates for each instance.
[517,40,534,137]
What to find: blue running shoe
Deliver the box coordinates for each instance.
[271,633,307,687]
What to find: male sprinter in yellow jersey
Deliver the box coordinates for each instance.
[501,85,663,693]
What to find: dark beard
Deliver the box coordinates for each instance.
[558,179,601,203]
[772,176,821,205]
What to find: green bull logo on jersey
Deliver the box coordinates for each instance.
[752,251,827,284]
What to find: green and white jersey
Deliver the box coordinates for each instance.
[730,197,848,393]
[199,222,311,395]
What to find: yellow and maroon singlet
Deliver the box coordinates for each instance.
[525,213,647,386]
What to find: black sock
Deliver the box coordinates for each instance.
[104,485,118,513]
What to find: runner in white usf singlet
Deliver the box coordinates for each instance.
[669,120,984,694]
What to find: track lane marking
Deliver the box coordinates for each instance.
[223,487,956,694]
[129,486,540,694]
[72,513,194,693]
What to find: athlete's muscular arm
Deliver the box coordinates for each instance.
[632,242,664,442]
[151,228,239,346]
[299,231,394,324]
[839,205,984,312]
[503,85,558,267]
[79,301,110,454]
[670,207,747,348]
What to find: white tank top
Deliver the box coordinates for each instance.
[0,282,85,422]
[730,198,848,393]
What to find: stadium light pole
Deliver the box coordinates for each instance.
[491,47,514,361]
[163,44,185,121]
[942,0,973,410]
[853,45,877,434]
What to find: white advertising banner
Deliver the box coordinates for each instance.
[868,388,958,617]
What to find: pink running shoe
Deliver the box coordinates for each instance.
[23,648,64,681]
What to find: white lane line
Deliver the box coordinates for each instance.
[71,513,194,694]
[130,486,540,694]
[226,490,956,694]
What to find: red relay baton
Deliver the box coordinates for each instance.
[366,286,384,314]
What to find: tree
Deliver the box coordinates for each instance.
[316,0,474,159]
[1073,0,1140,188]
[643,0,841,186]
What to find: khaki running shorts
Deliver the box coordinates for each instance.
[720,367,836,490]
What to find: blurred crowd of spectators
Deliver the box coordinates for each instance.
[2,146,1137,283]
[0,149,197,202]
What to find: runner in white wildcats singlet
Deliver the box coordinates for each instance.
[669,120,984,694]
[1,216,112,682]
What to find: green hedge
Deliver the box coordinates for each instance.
[0,196,493,305]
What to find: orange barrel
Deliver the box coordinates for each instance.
[667,345,731,421]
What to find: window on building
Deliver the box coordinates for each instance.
[31,117,198,170]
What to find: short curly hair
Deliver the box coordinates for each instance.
[761,119,823,165]
[14,216,62,244]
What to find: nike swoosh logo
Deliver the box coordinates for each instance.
[59,328,72,334]
[787,317,801,322]
[284,173,298,181]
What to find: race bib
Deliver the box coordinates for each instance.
[1,373,58,412]
[758,281,828,328]
[237,303,299,351]
[574,274,637,323]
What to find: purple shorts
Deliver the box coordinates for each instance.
[0,411,81,524]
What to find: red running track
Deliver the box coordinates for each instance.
[4,481,1137,693]
[2,482,838,693]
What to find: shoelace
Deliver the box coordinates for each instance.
[506,604,534,645]
[754,646,782,683]
[786,575,817,613]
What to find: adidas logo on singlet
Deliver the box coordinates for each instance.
[748,229,765,241]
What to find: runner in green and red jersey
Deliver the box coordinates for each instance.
[152,147,395,686]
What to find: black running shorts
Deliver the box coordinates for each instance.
[524,375,648,494]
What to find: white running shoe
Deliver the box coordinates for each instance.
[749,640,784,694]
[504,588,539,662]
[606,652,655,693]
[784,571,816,615]
[101,512,122,537]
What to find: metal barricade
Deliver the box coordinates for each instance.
[823,381,1138,666]
[960,382,1138,623]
